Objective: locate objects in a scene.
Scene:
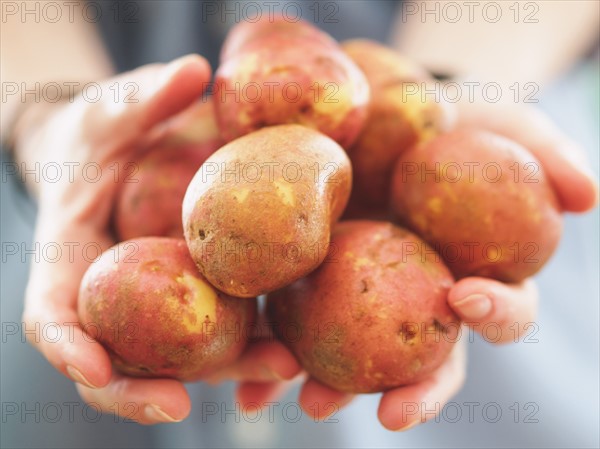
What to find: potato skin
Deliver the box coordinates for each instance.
[78,238,256,381]
[390,129,563,282]
[343,39,455,209]
[182,124,352,298]
[267,220,458,393]
[220,16,337,62]
[114,145,215,240]
[214,19,369,149]
[114,101,223,240]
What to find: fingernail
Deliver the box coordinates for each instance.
[144,404,182,423]
[396,420,420,432]
[453,294,492,320]
[66,365,98,389]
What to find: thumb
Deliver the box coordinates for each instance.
[87,54,212,147]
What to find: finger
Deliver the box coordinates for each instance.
[76,372,191,425]
[448,277,538,344]
[456,101,598,212]
[298,378,355,421]
[203,339,301,384]
[153,99,223,149]
[23,222,114,389]
[377,339,467,431]
[236,380,296,408]
[22,304,112,390]
[88,54,212,147]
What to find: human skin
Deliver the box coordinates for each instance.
[297,99,598,429]
[14,58,599,428]
[9,14,598,429]
[15,56,300,424]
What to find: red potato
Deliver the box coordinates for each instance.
[114,101,224,240]
[214,18,370,149]
[78,237,256,381]
[182,124,352,298]
[390,129,563,282]
[114,145,214,240]
[342,39,455,210]
[267,220,458,394]
[220,16,337,62]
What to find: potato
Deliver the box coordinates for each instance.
[214,18,370,149]
[341,197,394,221]
[342,39,455,209]
[78,237,256,381]
[343,39,429,89]
[390,129,563,282]
[114,145,214,240]
[267,220,458,393]
[114,101,223,240]
[220,16,337,62]
[182,124,352,298]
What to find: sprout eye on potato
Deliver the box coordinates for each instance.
[182,124,352,298]
[78,238,257,381]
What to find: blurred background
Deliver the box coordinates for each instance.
[1,1,599,447]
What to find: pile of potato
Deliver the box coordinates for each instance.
[78,18,562,393]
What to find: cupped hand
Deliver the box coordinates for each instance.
[19,54,301,424]
[295,101,598,430]
[449,100,597,342]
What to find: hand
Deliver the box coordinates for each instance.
[448,100,597,343]
[18,54,301,424]
[295,101,598,431]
